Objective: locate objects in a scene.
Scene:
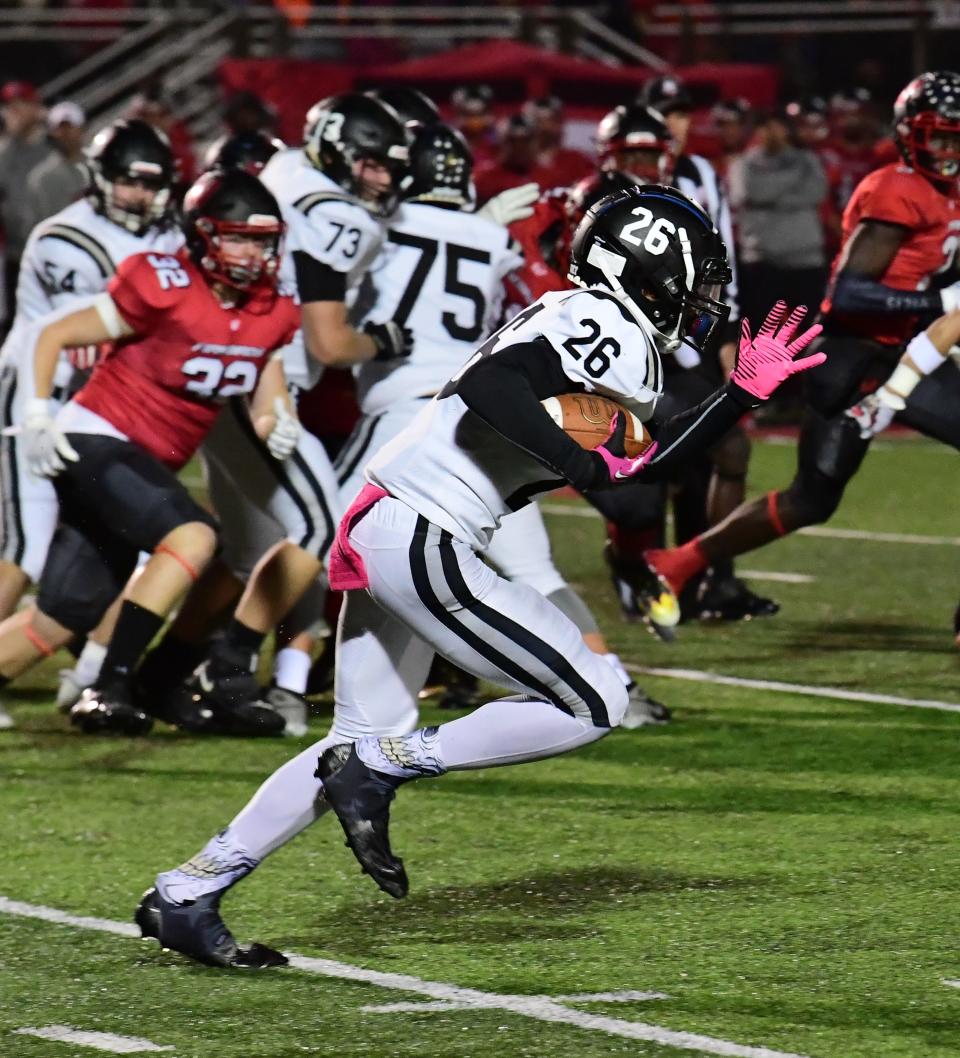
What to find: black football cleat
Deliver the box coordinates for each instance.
[694,571,780,622]
[70,685,153,736]
[135,886,287,970]
[604,543,680,641]
[176,662,285,737]
[317,743,408,899]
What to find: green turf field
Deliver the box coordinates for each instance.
[0,436,957,1058]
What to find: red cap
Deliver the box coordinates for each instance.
[1,81,39,104]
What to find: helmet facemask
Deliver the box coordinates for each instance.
[94,166,171,236]
[194,215,283,293]
[898,112,960,182]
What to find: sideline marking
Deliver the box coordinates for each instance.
[13,1027,173,1053]
[540,502,960,547]
[626,665,960,714]
[0,896,811,1058]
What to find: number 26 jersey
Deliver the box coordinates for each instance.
[366,286,664,547]
[72,250,299,470]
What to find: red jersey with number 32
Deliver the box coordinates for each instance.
[821,162,960,345]
[75,250,299,469]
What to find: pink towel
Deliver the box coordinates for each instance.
[328,483,390,591]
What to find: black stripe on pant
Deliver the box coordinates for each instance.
[0,367,24,566]
[229,400,319,554]
[408,516,610,728]
[290,447,337,557]
[335,413,383,487]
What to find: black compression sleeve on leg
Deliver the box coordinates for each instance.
[100,600,164,687]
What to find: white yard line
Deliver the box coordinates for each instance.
[13,1027,173,1053]
[0,896,811,1058]
[736,570,813,584]
[942,979,960,989]
[626,666,960,714]
[362,990,670,1014]
[540,502,960,547]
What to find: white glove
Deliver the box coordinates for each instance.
[21,398,79,478]
[845,389,899,439]
[478,182,539,226]
[940,281,960,312]
[266,397,301,461]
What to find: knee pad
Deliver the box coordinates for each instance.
[36,524,133,635]
[779,470,845,528]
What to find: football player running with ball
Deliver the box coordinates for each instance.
[137,184,822,966]
[0,168,300,735]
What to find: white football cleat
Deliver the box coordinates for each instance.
[0,702,14,730]
[56,668,90,713]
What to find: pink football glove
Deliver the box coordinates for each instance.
[731,301,825,401]
[592,412,658,484]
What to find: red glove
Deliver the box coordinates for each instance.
[731,302,825,401]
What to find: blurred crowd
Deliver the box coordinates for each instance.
[0,71,897,340]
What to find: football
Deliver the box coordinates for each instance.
[541,393,654,458]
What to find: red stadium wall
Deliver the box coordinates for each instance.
[219,41,779,149]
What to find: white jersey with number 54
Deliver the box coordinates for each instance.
[366,286,664,547]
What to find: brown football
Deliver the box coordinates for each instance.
[541,393,653,458]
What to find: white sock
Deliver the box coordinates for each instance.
[601,652,632,689]
[74,640,107,686]
[273,646,311,694]
[356,696,606,776]
[156,731,342,903]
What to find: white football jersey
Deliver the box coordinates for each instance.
[354,203,522,415]
[261,152,384,390]
[0,197,183,384]
[366,286,664,548]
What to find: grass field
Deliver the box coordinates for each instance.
[0,435,958,1058]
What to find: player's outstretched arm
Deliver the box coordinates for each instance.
[642,302,824,480]
[846,309,960,438]
[16,294,135,478]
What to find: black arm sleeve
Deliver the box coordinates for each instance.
[831,272,943,316]
[293,250,347,303]
[453,338,604,492]
[642,381,756,482]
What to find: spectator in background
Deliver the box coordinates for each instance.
[821,88,880,213]
[26,102,87,229]
[223,91,277,137]
[523,96,592,187]
[734,107,827,334]
[710,97,752,181]
[0,81,53,323]
[451,83,498,166]
[473,113,552,204]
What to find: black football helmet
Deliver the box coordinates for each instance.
[86,118,175,235]
[366,86,440,129]
[182,168,284,293]
[204,130,285,175]
[894,71,960,185]
[403,122,473,208]
[569,184,731,352]
[303,92,410,216]
[638,75,693,116]
[596,104,676,184]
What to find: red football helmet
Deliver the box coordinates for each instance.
[182,169,284,293]
[894,71,960,186]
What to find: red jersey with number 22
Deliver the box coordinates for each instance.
[75,250,299,469]
[821,162,960,345]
